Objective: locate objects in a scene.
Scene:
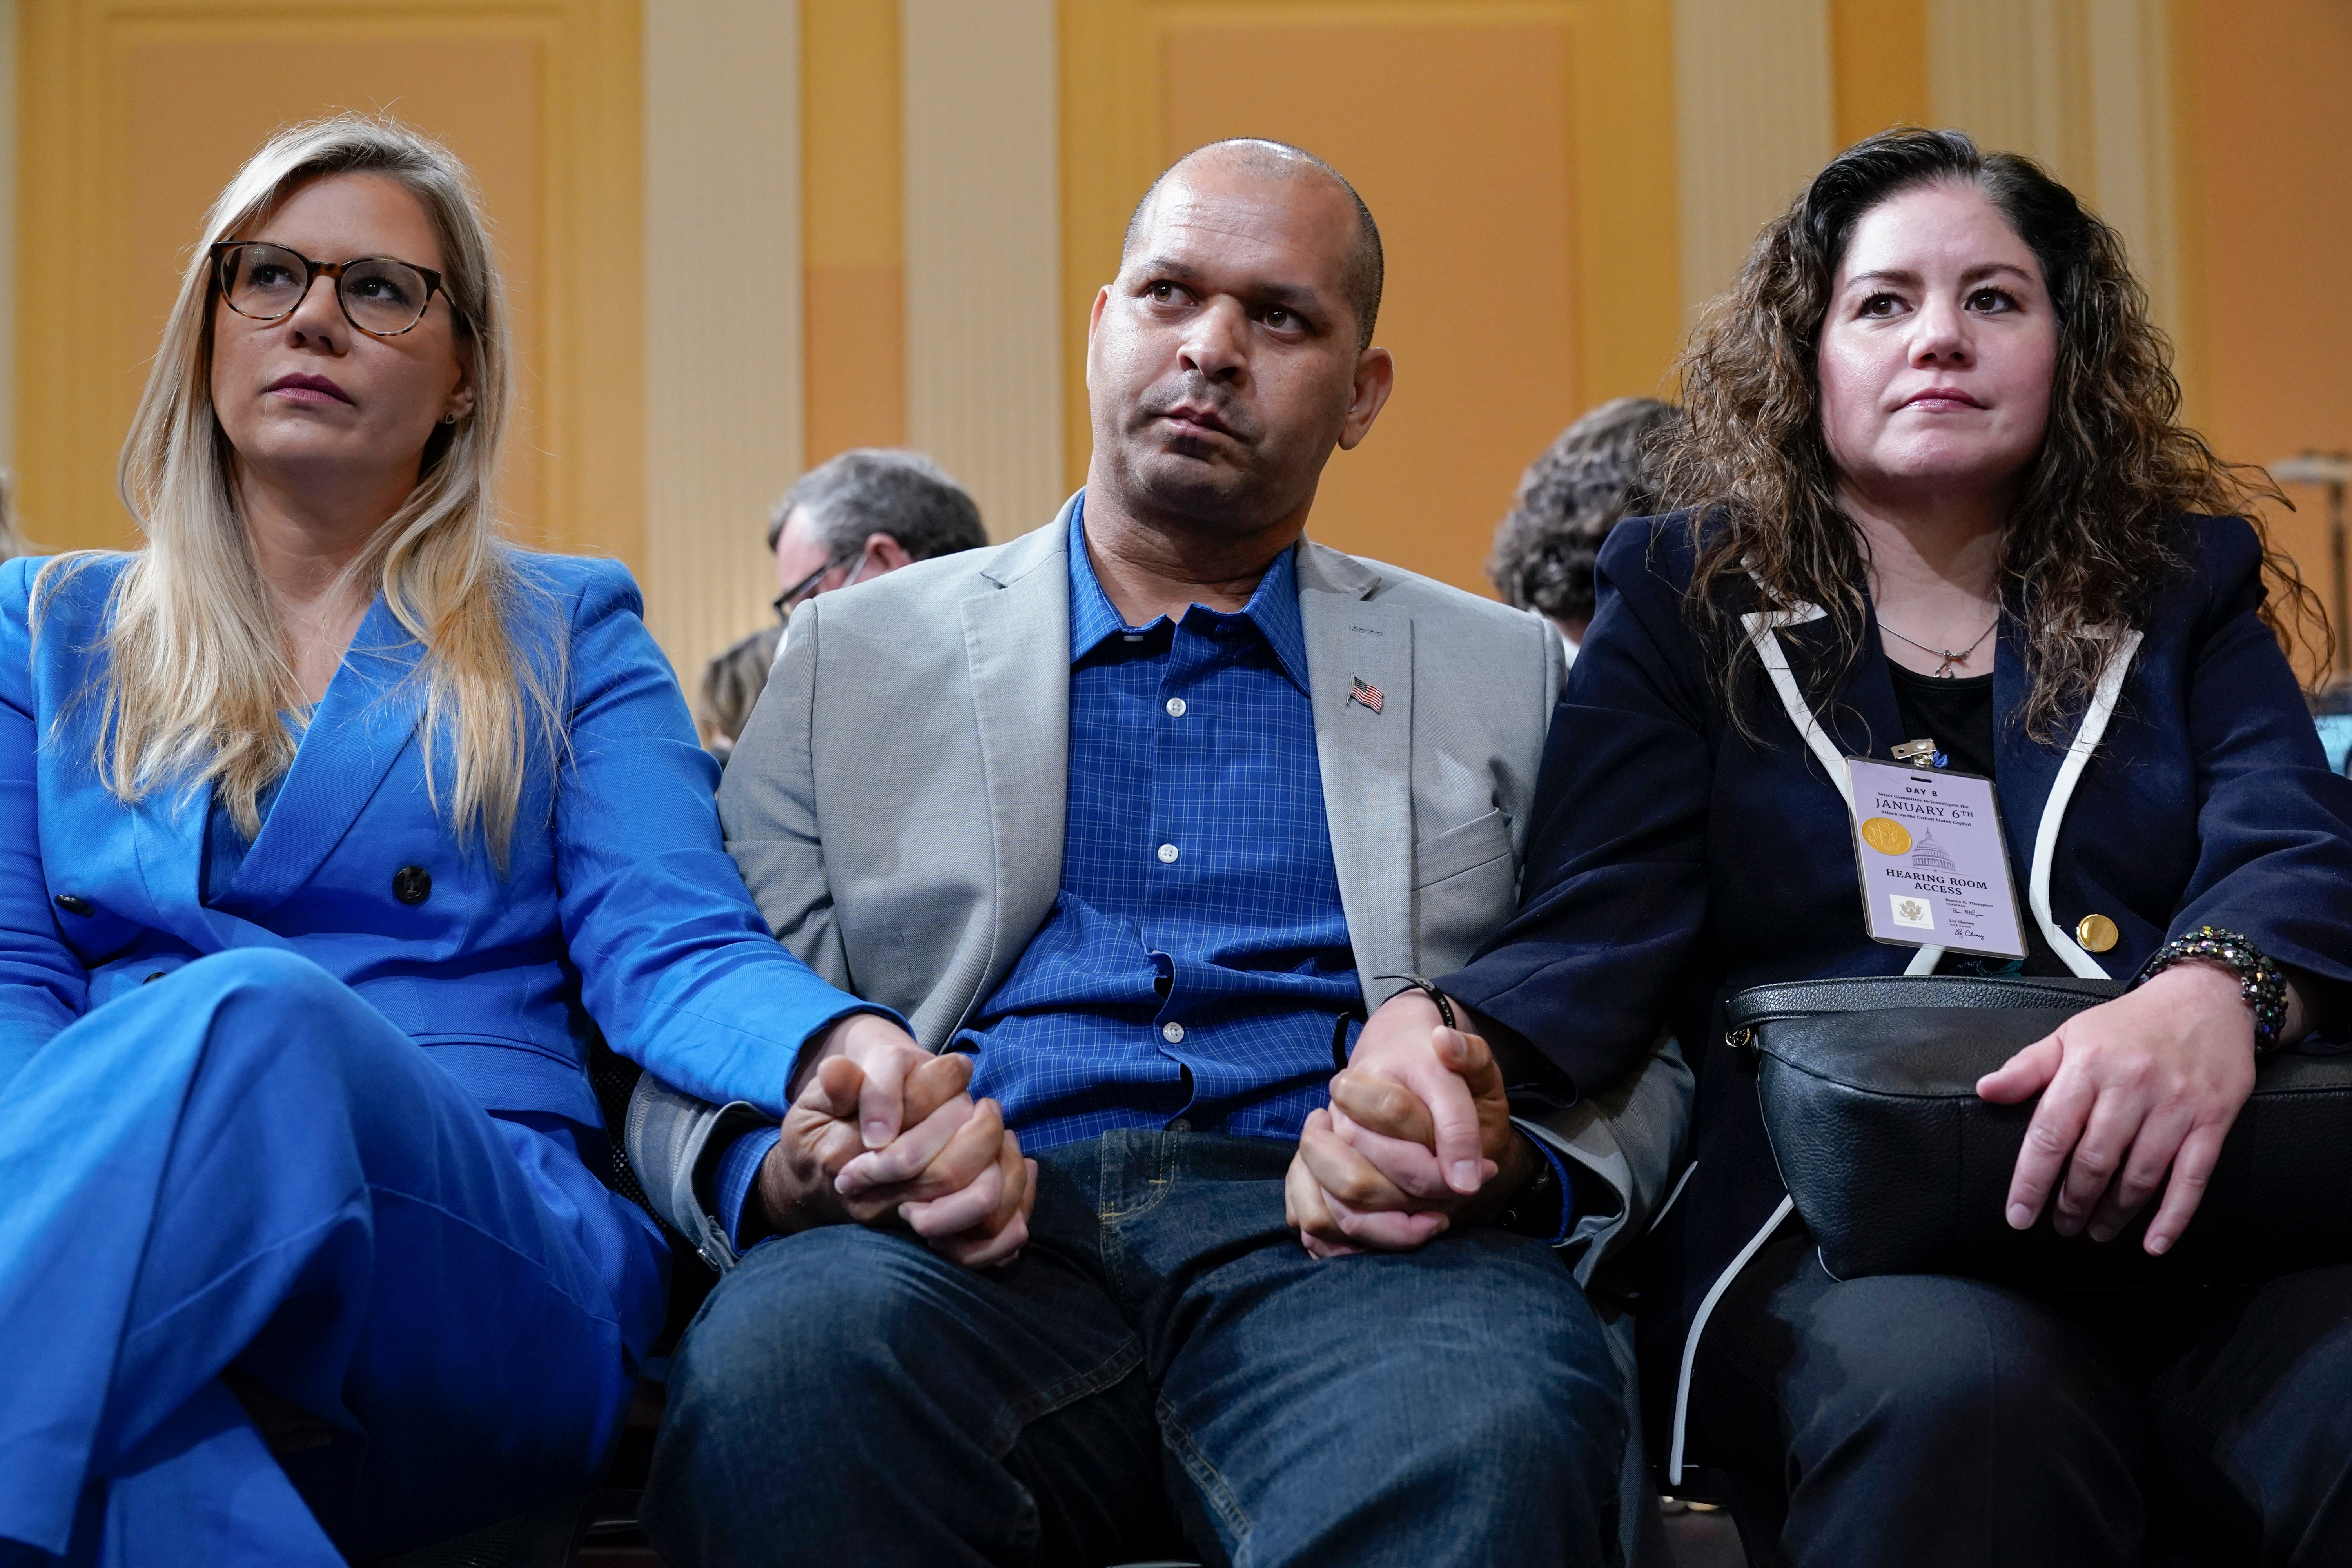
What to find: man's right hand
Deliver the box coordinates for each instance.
[752,1016,1034,1266]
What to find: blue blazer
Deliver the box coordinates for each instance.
[1440,513,2352,1471]
[0,551,863,1140]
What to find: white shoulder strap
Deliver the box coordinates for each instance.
[1740,604,1851,811]
[2027,630,2143,977]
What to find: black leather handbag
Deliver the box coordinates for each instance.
[1730,974,2352,1286]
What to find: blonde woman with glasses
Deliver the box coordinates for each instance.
[0,116,1029,1563]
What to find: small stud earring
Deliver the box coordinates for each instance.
[441,412,459,425]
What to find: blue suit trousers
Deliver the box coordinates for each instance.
[0,949,664,1564]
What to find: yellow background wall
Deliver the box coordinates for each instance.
[18,0,642,565]
[803,0,904,461]
[1062,0,1678,591]
[2177,0,2352,598]
[9,0,2350,679]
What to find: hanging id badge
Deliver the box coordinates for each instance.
[1845,755,2029,959]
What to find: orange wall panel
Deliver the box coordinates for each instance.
[802,0,906,463]
[18,0,641,562]
[1829,0,1929,147]
[1163,22,1579,595]
[118,38,549,544]
[803,262,907,459]
[2179,0,2352,620]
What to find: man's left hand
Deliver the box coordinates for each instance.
[1283,989,1532,1257]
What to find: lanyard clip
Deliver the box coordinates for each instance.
[1891,737,1944,768]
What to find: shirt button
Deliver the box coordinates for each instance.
[393,866,433,905]
[1165,697,1187,717]
[1157,844,1179,864]
[1162,1021,1186,1043]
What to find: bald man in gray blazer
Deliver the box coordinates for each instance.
[633,140,1690,1568]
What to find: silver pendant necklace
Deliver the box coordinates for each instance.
[1879,614,1998,678]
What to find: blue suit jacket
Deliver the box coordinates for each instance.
[0,551,862,1138]
[1440,513,2352,1467]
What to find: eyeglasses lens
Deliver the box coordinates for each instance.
[221,244,431,335]
[339,258,430,334]
[222,244,309,319]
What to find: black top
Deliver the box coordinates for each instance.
[1886,662,2067,977]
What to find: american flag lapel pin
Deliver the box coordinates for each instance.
[1347,676,1384,715]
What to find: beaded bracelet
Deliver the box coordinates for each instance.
[2132,925,2290,1053]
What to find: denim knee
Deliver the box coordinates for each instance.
[666,1227,951,1439]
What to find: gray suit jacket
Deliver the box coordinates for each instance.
[628,496,1691,1281]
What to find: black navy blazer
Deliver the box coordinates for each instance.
[1441,512,2352,1474]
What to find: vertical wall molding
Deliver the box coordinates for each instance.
[1926,0,2180,339]
[1674,0,1835,319]
[643,0,801,674]
[1928,0,2084,172]
[902,0,1063,540]
[2083,0,2178,336]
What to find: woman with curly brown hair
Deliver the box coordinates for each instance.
[1296,129,2352,1563]
[1486,395,1679,653]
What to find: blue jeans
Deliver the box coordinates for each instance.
[0,949,661,1566]
[644,1131,1625,1567]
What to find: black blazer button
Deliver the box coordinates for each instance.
[53,894,94,917]
[392,866,432,906]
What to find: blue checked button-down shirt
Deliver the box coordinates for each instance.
[952,505,1364,1153]
[711,506,1363,1241]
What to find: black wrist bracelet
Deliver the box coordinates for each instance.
[1374,975,1455,1029]
[2132,925,2291,1053]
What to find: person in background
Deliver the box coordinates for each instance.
[695,448,987,756]
[1486,396,1678,658]
[1328,127,2352,1565]
[633,137,1690,1568]
[0,472,27,566]
[768,447,987,615]
[0,116,1021,1564]
[696,623,781,762]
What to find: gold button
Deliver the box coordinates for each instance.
[2076,914,2119,953]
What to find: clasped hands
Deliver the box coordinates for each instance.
[1286,989,1537,1258]
[750,1013,1035,1266]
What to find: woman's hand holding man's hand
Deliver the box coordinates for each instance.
[1284,989,1531,1258]
[1978,962,2271,1257]
[753,1013,1035,1267]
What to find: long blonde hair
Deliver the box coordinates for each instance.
[38,114,555,861]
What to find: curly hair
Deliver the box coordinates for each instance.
[1661,127,2322,744]
[1488,397,1679,629]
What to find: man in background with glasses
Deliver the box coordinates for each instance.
[698,448,988,757]
[769,447,988,620]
